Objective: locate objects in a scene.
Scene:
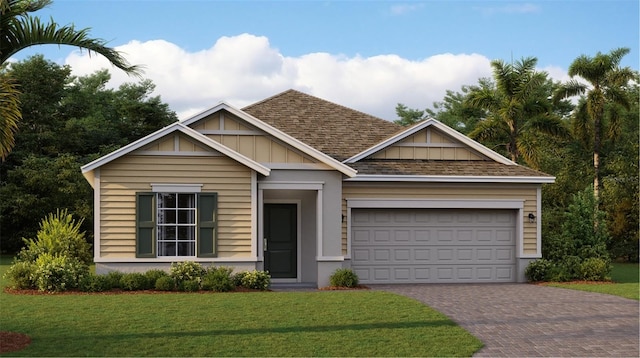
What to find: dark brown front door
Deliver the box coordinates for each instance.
[264,204,297,278]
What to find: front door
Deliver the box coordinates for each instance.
[264,204,297,278]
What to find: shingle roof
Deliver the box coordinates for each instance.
[242,89,553,180]
[242,89,402,161]
[349,160,552,177]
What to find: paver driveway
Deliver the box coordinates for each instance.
[372,284,639,357]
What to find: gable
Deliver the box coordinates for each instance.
[189,110,320,164]
[242,89,403,161]
[81,123,271,187]
[370,126,489,161]
[135,133,216,155]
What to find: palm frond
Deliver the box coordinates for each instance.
[516,131,540,169]
[552,79,586,103]
[0,72,21,160]
[1,14,141,76]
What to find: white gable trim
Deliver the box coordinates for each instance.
[344,118,515,165]
[80,121,271,177]
[345,174,556,184]
[182,102,357,177]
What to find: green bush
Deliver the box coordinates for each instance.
[32,253,89,292]
[18,209,92,266]
[236,270,270,290]
[579,257,611,281]
[559,255,582,279]
[120,272,151,291]
[3,260,37,289]
[170,261,205,284]
[155,276,176,291]
[202,267,234,292]
[78,273,113,292]
[525,259,552,282]
[179,279,201,292]
[329,268,359,288]
[104,271,124,289]
[145,269,168,283]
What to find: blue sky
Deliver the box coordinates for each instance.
[12,0,640,120]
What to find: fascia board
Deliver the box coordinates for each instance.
[80,120,271,177]
[344,120,431,163]
[344,174,556,184]
[81,122,183,173]
[183,103,357,177]
[344,118,515,166]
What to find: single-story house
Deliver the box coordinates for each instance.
[81,89,554,287]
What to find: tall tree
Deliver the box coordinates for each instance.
[0,0,141,160]
[466,57,568,169]
[393,103,425,127]
[0,56,176,253]
[426,78,494,134]
[553,48,635,201]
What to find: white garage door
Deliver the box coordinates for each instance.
[351,209,517,283]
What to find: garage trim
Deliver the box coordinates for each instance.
[346,198,527,259]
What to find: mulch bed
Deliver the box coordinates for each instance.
[0,331,31,354]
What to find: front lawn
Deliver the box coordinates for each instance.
[0,257,482,357]
[545,263,640,300]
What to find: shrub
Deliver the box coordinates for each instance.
[155,276,176,291]
[579,257,611,281]
[3,260,37,289]
[78,273,113,292]
[104,271,124,289]
[170,261,205,284]
[32,253,89,292]
[202,266,234,292]
[559,255,582,279]
[179,279,201,292]
[236,270,271,290]
[19,209,92,266]
[145,269,168,283]
[120,272,151,291]
[525,259,552,282]
[329,268,359,288]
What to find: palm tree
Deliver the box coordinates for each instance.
[466,57,568,169]
[0,0,141,160]
[553,48,634,201]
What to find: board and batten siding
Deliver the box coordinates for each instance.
[190,111,318,164]
[341,183,539,256]
[99,155,253,259]
[371,127,489,161]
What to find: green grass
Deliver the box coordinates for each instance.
[0,256,482,357]
[546,263,640,300]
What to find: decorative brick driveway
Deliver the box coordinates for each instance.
[372,284,639,357]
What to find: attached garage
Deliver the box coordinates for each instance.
[350,208,518,284]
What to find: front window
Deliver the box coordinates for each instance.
[157,193,196,256]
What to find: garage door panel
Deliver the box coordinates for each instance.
[353,265,515,283]
[351,209,517,283]
[353,246,515,265]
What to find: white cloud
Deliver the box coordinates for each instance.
[64,34,538,121]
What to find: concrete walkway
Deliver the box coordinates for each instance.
[372,284,639,357]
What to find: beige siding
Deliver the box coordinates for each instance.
[189,111,318,164]
[372,127,487,160]
[341,183,539,255]
[99,155,253,259]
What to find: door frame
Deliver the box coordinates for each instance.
[263,199,302,282]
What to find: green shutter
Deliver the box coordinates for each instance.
[136,192,156,258]
[198,193,217,257]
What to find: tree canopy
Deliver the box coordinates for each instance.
[0,0,141,160]
[0,55,176,253]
